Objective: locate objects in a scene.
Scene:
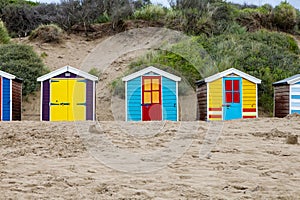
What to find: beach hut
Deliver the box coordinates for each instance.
[273,74,300,117]
[37,66,98,121]
[196,68,261,121]
[0,70,22,121]
[122,66,181,121]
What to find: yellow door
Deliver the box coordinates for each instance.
[69,79,86,121]
[50,78,86,121]
[50,79,69,121]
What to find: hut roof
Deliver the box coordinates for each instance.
[122,66,181,82]
[196,68,261,86]
[0,70,23,82]
[37,65,98,82]
[273,74,300,86]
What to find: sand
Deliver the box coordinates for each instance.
[5,27,299,199]
[1,117,300,199]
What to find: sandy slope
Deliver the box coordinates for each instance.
[18,27,197,121]
[1,117,300,199]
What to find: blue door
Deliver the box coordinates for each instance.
[223,77,242,120]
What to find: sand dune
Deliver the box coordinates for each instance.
[1,116,299,199]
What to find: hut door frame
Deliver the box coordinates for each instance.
[223,77,242,120]
[142,76,162,121]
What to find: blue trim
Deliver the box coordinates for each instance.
[291,110,300,114]
[223,77,242,120]
[2,77,10,121]
[291,95,300,99]
[162,77,177,121]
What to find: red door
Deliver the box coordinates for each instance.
[142,76,162,121]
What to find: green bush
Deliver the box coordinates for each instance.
[0,20,10,44]
[0,44,49,95]
[273,2,297,31]
[29,24,63,43]
[133,4,167,21]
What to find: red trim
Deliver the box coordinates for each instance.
[209,108,222,111]
[243,116,256,119]
[209,115,222,118]
[243,108,256,112]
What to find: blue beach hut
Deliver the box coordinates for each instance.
[122,66,181,121]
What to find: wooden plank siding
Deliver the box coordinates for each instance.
[242,78,257,118]
[274,85,290,117]
[12,80,22,120]
[208,79,223,120]
[196,83,207,121]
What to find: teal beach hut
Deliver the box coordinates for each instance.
[122,66,181,121]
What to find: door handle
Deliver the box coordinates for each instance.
[77,103,86,106]
[60,102,70,106]
[141,104,151,106]
[222,104,230,107]
[50,103,59,106]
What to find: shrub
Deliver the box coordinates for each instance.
[29,24,63,43]
[0,20,10,44]
[273,2,297,31]
[0,44,49,95]
[133,4,167,21]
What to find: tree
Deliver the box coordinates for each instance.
[273,1,297,31]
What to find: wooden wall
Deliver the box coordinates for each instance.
[274,85,289,118]
[196,83,207,121]
[12,80,22,120]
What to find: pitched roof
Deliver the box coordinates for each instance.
[202,68,261,84]
[37,65,98,82]
[0,70,16,79]
[122,66,181,82]
[273,74,300,86]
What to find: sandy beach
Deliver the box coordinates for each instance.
[1,116,299,199]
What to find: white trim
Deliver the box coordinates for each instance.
[176,81,179,121]
[40,81,43,121]
[206,83,209,121]
[290,84,300,89]
[289,84,292,114]
[125,81,128,121]
[122,66,181,82]
[93,81,96,121]
[288,77,300,85]
[0,70,15,80]
[290,92,300,96]
[290,107,300,110]
[208,111,222,115]
[290,99,300,103]
[256,83,258,118]
[10,79,12,121]
[204,68,261,84]
[37,65,98,82]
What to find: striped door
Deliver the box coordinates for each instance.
[290,82,300,114]
[0,77,1,121]
[223,77,242,120]
[50,79,86,121]
[142,76,162,121]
